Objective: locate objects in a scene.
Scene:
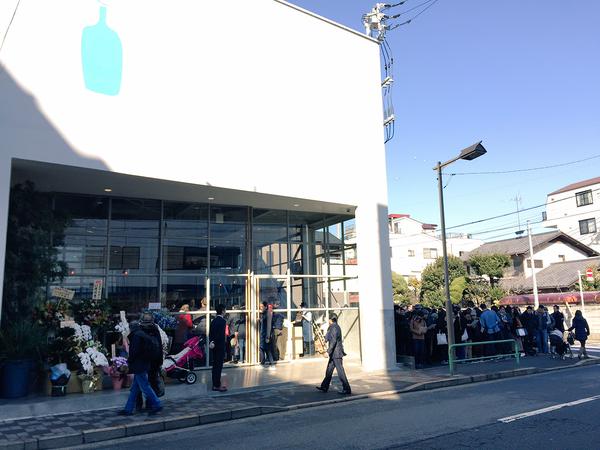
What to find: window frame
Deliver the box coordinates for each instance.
[579,218,597,235]
[576,190,594,207]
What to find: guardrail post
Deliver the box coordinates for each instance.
[514,339,520,368]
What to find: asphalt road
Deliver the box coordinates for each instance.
[80,364,600,450]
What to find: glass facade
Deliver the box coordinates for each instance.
[46,193,359,365]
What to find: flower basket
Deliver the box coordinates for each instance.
[78,372,101,394]
[111,376,124,391]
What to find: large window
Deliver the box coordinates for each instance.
[579,218,597,235]
[576,190,594,207]
[423,248,438,259]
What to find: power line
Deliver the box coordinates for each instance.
[444,154,600,176]
[0,0,21,53]
[446,187,600,231]
[390,0,439,28]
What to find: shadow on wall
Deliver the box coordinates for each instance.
[0,63,109,173]
[378,202,397,369]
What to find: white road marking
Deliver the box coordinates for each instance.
[498,395,600,423]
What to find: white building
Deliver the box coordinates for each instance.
[388,214,483,280]
[544,176,600,252]
[0,1,394,370]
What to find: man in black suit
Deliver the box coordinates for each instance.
[209,304,227,392]
[316,314,351,395]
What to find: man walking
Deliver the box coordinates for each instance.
[119,313,163,416]
[316,314,351,395]
[209,304,227,392]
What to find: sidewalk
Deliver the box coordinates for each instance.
[1,355,598,449]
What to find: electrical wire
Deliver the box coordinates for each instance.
[389,0,436,18]
[390,0,439,29]
[0,0,21,53]
[444,154,600,176]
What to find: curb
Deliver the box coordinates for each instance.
[2,359,599,449]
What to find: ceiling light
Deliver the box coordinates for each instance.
[104,188,112,192]
[208,197,215,201]
[293,203,300,207]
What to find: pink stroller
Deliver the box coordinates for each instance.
[162,336,205,384]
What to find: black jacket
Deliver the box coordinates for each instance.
[127,325,158,374]
[209,315,227,355]
[325,323,345,359]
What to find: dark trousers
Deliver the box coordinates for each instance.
[413,339,425,367]
[320,357,351,393]
[212,350,224,388]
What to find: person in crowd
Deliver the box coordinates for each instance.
[395,306,412,358]
[119,313,163,416]
[135,317,167,410]
[520,306,537,355]
[424,308,437,364]
[233,312,246,363]
[509,306,525,354]
[568,310,590,359]
[260,302,276,368]
[172,304,192,354]
[463,308,479,360]
[300,301,314,357]
[272,300,286,361]
[453,306,467,360]
[410,310,427,369]
[534,305,552,353]
[316,314,351,395]
[470,305,484,359]
[209,304,227,391]
[479,303,501,356]
[551,305,565,333]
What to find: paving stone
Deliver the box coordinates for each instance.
[83,426,126,443]
[38,432,83,449]
[125,420,165,437]
[231,407,262,419]
[164,415,199,431]
[199,411,231,424]
[0,440,24,450]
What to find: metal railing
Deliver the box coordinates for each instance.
[448,339,520,376]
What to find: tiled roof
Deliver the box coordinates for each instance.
[469,230,598,258]
[501,257,600,291]
[548,176,600,195]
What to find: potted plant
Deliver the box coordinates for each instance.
[0,320,45,398]
[76,345,109,393]
[107,356,128,390]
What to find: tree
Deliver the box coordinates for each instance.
[464,278,507,305]
[2,182,69,324]
[421,255,467,298]
[391,272,411,306]
[468,253,511,286]
[450,276,468,304]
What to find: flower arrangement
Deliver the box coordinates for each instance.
[152,311,177,331]
[71,323,93,343]
[74,298,109,328]
[115,318,129,336]
[36,299,71,327]
[108,356,128,379]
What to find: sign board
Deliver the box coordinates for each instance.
[148,302,162,310]
[60,320,76,328]
[92,279,104,300]
[587,268,595,282]
[51,286,75,300]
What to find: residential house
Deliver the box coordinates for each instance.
[388,214,482,280]
[544,176,600,252]
[467,230,599,287]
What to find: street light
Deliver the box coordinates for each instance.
[433,141,487,361]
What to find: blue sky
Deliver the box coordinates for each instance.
[291,0,600,240]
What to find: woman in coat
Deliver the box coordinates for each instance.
[568,310,590,359]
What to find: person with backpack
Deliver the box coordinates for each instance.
[118,312,163,416]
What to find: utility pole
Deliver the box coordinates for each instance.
[577,270,586,314]
[527,221,539,309]
[512,194,523,236]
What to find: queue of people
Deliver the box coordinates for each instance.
[395,301,591,369]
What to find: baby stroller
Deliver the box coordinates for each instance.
[162,336,205,384]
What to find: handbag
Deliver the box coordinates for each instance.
[461,329,469,342]
[436,332,447,345]
[516,327,527,337]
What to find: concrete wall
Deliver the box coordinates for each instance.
[545,184,600,252]
[0,1,394,369]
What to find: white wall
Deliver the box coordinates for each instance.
[0,1,395,369]
[528,241,592,275]
[545,184,600,252]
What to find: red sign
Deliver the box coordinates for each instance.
[587,268,595,282]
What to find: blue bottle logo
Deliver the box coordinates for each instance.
[81,6,122,96]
